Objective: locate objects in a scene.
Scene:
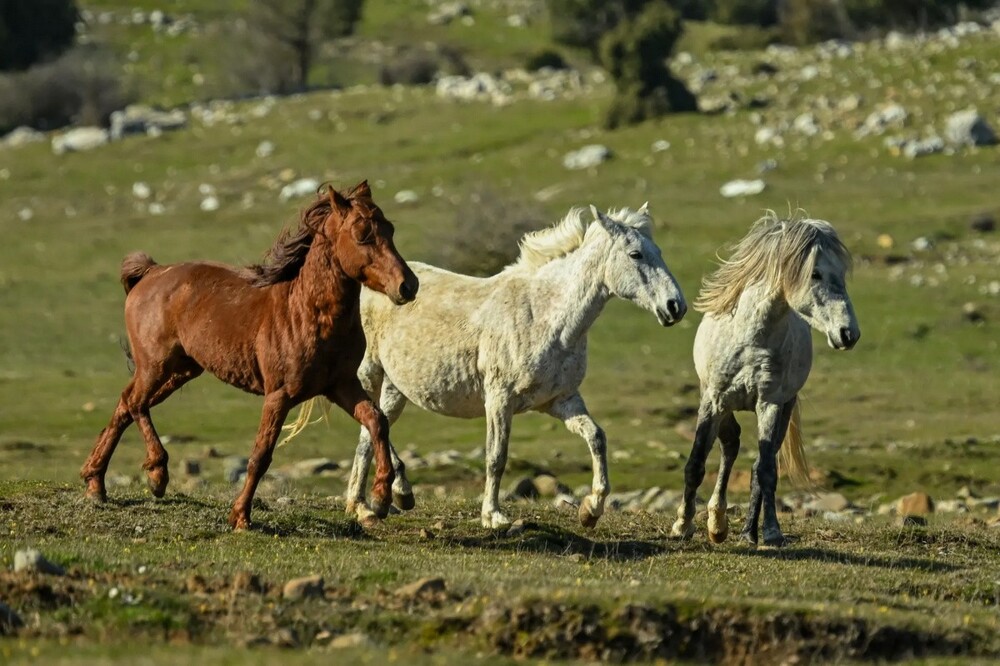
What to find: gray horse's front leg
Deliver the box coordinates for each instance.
[740,399,795,547]
[547,393,608,528]
[481,396,514,529]
[707,413,741,544]
[672,402,721,539]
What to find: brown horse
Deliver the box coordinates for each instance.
[80,181,419,529]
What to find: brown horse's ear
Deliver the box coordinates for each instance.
[349,179,371,199]
[327,186,351,213]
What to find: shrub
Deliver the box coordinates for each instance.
[710,0,779,25]
[778,0,854,44]
[0,46,132,134]
[0,0,79,72]
[378,45,469,86]
[524,49,568,72]
[427,187,549,277]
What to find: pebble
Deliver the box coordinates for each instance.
[395,577,445,600]
[14,549,65,575]
[282,575,324,601]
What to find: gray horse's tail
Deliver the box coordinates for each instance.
[120,252,157,294]
[779,402,812,488]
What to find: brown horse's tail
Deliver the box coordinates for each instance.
[120,252,157,294]
[778,401,813,489]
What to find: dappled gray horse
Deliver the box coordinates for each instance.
[671,213,859,547]
[289,204,687,528]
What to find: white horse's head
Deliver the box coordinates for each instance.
[788,231,860,350]
[590,204,687,326]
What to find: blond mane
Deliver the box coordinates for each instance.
[695,211,852,315]
[508,206,654,271]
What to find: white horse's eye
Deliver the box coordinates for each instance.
[628,250,643,260]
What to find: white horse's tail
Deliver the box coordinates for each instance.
[778,401,812,488]
[279,397,329,447]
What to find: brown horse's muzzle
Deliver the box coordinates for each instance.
[392,268,419,305]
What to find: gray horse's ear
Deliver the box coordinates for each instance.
[638,201,649,214]
[591,206,619,236]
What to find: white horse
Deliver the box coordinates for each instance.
[670,212,859,547]
[290,204,687,528]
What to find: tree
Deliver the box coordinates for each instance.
[0,0,79,72]
[247,0,364,91]
[548,0,696,128]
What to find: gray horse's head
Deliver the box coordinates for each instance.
[591,205,687,327]
[789,236,860,350]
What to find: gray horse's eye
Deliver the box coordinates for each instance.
[811,270,822,281]
[628,250,643,260]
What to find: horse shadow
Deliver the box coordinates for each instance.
[738,544,959,573]
[444,521,667,562]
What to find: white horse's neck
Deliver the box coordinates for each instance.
[526,233,611,347]
[732,282,794,343]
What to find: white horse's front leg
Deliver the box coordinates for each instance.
[481,397,513,529]
[547,393,608,529]
[672,401,721,540]
[742,399,795,547]
[707,413,741,544]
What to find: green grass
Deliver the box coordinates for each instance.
[2,1,1000,663]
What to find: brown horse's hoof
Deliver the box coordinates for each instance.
[83,477,108,503]
[393,491,416,511]
[146,467,169,498]
[228,509,251,532]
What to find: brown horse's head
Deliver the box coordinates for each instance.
[327,181,418,304]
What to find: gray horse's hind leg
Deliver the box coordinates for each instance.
[546,393,609,529]
[672,402,721,539]
[707,413,740,544]
[740,398,796,547]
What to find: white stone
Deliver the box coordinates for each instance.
[720,179,766,198]
[651,139,671,152]
[200,196,220,212]
[279,178,320,202]
[944,109,997,147]
[255,140,275,158]
[2,126,45,149]
[394,190,419,204]
[51,127,109,155]
[132,182,151,199]
[562,144,611,170]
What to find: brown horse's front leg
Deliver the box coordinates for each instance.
[228,390,291,531]
[329,382,395,521]
[81,398,134,502]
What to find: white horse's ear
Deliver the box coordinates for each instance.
[638,201,649,214]
[589,204,601,221]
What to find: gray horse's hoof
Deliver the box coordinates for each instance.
[393,491,416,511]
[739,530,758,547]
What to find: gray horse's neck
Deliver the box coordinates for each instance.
[734,282,795,344]
[529,238,610,347]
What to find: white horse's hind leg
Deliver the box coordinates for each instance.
[672,402,721,540]
[346,356,386,524]
[378,383,414,510]
[707,413,741,544]
[547,394,608,529]
[481,396,513,529]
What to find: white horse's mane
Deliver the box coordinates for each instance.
[695,210,852,315]
[507,206,654,272]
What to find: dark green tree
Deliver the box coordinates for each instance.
[0,0,79,71]
[248,0,364,91]
[548,0,696,128]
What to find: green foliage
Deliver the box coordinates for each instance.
[0,0,79,72]
[778,0,853,45]
[597,2,696,128]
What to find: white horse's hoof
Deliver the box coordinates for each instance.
[578,495,604,529]
[482,511,510,529]
[707,503,728,544]
[671,518,696,540]
[351,501,379,528]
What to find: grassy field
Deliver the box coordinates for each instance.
[2,0,1000,663]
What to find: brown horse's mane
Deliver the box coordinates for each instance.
[246,189,336,288]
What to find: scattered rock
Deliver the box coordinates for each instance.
[651,139,671,152]
[51,127,109,155]
[804,492,851,513]
[897,514,928,527]
[395,577,445,600]
[562,144,611,170]
[282,575,324,601]
[329,632,373,649]
[911,236,933,252]
[279,178,320,202]
[224,456,249,483]
[506,519,527,537]
[180,459,200,476]
[427,1,470,25]
[109,105,186,140]
[902,136,944,159]
[282,458,339,479]
[200,195,220,212]
[255,140,275,158]
[1,126,45,149]
[896,491,934,516]
[944,109,997,147]
[231,571,263,594]
[394,190,419,204]
[13,549,65,575]
[436,73,511,105]
[720,179,766,198]
[935,499,966,513]
[970,214,995,233]
[532,474,566,498]
[877,234,894,249]
[270,627,299,647]
[962,302,985,323]
[858,103,908,137]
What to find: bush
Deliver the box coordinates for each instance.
[0,0,79,72]
[598,2,696,128]
[778,0,854,44]
[427,187,549,277]
[0,46,132,134]
[710,0,778,26]
[378,45,469,86]
[524,49,568,72]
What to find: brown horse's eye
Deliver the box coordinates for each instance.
[354,223,376,245]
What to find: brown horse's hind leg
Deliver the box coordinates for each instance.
[329,381,396,522]
[81,395,135,502]
[137,364,204,497]
[228,390,292,530]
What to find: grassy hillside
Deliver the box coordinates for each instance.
[1,0,999,662]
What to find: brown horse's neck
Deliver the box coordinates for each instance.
[287,231,360,334]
